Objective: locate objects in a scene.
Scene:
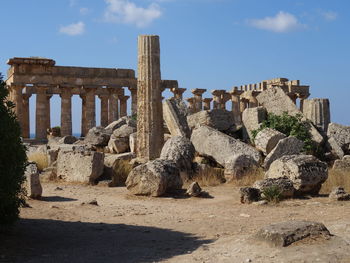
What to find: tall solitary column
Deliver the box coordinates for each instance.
[35,86,48,140]
[230,93,241,123]
[22,94,31,138]
[85,88,96,133]
[136,35,163,160]
[11,84,23,130]
[191,88,206,112]
[303,98,330,133]
[128,86,137,116]
[60,88,72,136]
[108,90,119,123]
[186,97,196,113]
[119,95,129,117]
[99,94,109,127]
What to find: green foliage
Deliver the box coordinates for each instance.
[0,73,27,225]
[262,185,282,203]
[131,113,137,121]
[252,112,314,153]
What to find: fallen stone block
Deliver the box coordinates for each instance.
[266,155,328,195]
[239,187,260,204]
[57,149,104,184]
[58,135,78,144]
[160,136,195,180]
[254,128,286,155]
[224,154,258,181]
[126,159,182,197]
[186,182,202,197]
[327,137,345,159]
[163,98,191,138]
[255,221,331,247]
[329,187,350,201]
[333,155,350,170]
[108,137,129,154]
[242,106,267,141]
[105,116,136,132]
[327,123,350,153]
[103,152,135,186]
[253,177,295,198]
[187,109,236,133]
[191,125,262,169]
[263,136,304,170]
[84,127,111,147]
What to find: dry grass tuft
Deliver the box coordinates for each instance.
[189,166,225,187]
[320,168,350,194]
[228,168,265,187]
[27,152,48,171]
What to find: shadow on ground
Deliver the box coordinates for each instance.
[40,196,78,202]
[1,218,213,263]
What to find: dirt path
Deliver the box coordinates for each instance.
[1,182,350,263]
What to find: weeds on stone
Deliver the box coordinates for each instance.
[262,185,282,203]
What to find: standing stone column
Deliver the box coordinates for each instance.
[60,88,72,136]
[11,84,23,129]
[22,94,31,138]
[240,98,248,113]
[202,98,212,110]
[136,35,163,160]
[186,97,196,113]
[99,94,109,127]
[191,88,206,112]
[46,95,52,130]
[303,98,331,133]
[221,92,231,110]
[128,86,137,116]
[230,91,241,123]
[211,90,224,109]
[170,87,186,99]
[80,95,86,137]
[84,88,96,134]
[108,92,119,123]
[119,95,129,117]
[35,86,48,140]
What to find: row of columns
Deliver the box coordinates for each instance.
[9,84,132,139]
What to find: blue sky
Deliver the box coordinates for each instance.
[0,0,349,134]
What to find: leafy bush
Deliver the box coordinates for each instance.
[261,185,282,203]
[0,73,27,225]
[252,112,313,153]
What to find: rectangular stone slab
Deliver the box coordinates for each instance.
[255,220,331,247]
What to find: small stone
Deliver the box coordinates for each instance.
[239,187,260,204]
[239,213,251,218]
[54,187,63,191]
[186,182,202,197]
[329,187,350,201]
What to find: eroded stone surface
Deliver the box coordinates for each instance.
[242,106,267,141]
[329,187,350,201]
[333,155,350,170]
[239,187,260,204]
[254,128,286,155]
[255,221,331,247]
[224,154,258,181]
[263,136,304,170]
[266,155,328,195]
[163,98,191,138]
[327,123,350,154]
[253,177,295,198]
[25,162,42,199]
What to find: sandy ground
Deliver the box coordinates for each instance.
[1,182,350,263]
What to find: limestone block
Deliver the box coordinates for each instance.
[266,155,328,195]
[254,128,286,155]
[256,87,324,144]
[327,137,345,159]
[191,125,262,169]
[163,98,191,138]
[108,137,129,154]
[303,98,330,133]
[255,221,331,247]
[103,152,135,186]
[263,137,304,170]
[47,147,60,167]
[84,127,111,147]
[57,150,104,184]
[242,106,267,141]
[333,155,350,170]
[105,116,136,133]
[186,182,202,197]
[25,163,42,199]
[160,136,195,180]
[126,159,182,197]
[224,154,258,182]
[327,123,350,152]
[58,135,78,144]
[239,187,260,204]
[329,187,350,201]
[253,177,295,198]
[187,109,236,133]
[112,124,136,138]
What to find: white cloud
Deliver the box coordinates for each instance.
[79,7,90,15]
[321,11,337,21]
[69,0,78,7]
[104,0,162,28]
[248,11,304,33]
[59,22,85,36]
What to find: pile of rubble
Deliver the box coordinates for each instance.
[25,85,350,202]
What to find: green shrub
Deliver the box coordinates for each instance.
[252,112,314,153]
[261,185,282,203]
[0,73,27,225]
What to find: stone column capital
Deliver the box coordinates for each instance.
[202,98,213,103]
[191,88,206,96]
